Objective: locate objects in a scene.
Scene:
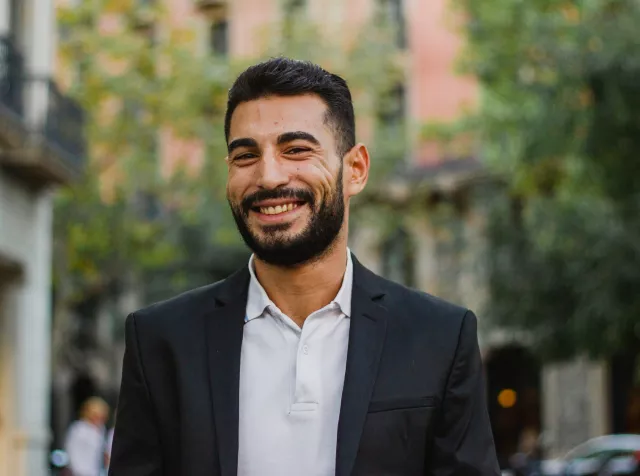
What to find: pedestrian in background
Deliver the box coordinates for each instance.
[65,397,110,476]
[509,427,542,476]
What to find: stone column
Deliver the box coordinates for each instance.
[13,191,54,476]
[542,358,610,457]
[22,0,56,131]
[407,215,439,295]
[0,0,10,35]
[348,216,383,274]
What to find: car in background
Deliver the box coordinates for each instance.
[541,434,640,476]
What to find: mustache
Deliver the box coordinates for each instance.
[241,188,315,214]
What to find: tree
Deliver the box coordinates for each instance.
[53,0,404,355]
[454,0,640,362]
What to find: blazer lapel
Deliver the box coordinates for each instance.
[204,267,249,476]
[336,257,389,476]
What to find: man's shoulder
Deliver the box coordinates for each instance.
[131,270,244,327]
[370,273,471,331]
[136,281,219,315]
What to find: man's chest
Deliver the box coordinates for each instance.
[237,312,350,474]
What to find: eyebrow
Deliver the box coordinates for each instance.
[228,137,259,155]
[228,131,321,155]
[277,131,321,147]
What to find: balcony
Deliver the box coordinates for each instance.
[0,36,87,188]
[195,0,227,14]
[130,0,158,33]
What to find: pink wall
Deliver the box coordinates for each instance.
[229,0,279,58]
[406,0,478,165]
[88,0,477,178]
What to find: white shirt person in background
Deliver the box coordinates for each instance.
[64,397,110,476]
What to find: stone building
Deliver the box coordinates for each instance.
[338,0,620,465]
[0,0,86,474]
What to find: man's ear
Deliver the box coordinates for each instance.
[344,143,370,198]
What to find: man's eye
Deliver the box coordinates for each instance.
[234,153,257,161]
[286,147,309,155]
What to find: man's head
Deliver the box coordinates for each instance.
[225,58,370,267]
[80,397,109,428]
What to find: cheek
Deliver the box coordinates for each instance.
[227,171,251,201]
[302,163,337,197]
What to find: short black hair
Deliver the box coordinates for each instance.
[225,57,356,158]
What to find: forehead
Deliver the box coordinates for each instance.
[228,94,332,142]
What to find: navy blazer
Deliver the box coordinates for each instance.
[110,255,500,476]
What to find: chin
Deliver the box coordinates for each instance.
[255,231,304,248]
[257,220,307,235]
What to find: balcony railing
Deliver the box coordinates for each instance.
[40,78,87,169]
[196,0,226,13]
[0,36,25,118]
[0,36,86,185]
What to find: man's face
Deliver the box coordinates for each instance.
[226,95,348,267]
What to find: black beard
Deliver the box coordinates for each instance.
[228,166,345,267]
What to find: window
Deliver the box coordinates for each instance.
[378,83,406,127]
[381,228,415,287]
[283,0,307,30]
[286,0,307,11]
[380,0,406,49]
[209,20,228,57]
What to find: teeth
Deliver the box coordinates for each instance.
[259,203,299,215]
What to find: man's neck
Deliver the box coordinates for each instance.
[253,239,349,327]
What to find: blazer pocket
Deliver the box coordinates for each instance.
[368,396,437,413]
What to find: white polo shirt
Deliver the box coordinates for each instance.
[237,251,353,476]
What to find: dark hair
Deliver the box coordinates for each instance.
[225,57,356,158]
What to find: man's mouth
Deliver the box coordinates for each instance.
[257,202,299,215]
[251,200,307,217]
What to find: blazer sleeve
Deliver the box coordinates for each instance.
[428,311,500,476]
[109,313,163,476]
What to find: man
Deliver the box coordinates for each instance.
[110,58,499,476]
[65,397,110,476]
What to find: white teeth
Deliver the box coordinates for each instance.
[259,203,299,215]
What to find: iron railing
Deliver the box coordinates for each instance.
[0,36,25,117]
[42,78,86,168]
[0,35,86,171]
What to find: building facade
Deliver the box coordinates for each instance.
[0,0,86,474]
[346,0,617,465]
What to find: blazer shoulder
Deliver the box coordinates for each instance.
[376,275,471,332]
[131,278,228,328]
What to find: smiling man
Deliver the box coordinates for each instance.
[109,58,500,476]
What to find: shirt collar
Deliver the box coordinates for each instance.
[245,249,353,322]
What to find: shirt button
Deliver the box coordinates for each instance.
[302,345,309,355]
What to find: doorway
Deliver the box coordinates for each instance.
[485,345,542,468]
[611,349,640,434]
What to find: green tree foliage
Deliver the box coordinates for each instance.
[54,0,403,312]
[455,0,640,359]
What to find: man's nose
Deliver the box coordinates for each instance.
[256,152,290,189]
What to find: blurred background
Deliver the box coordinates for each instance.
[0,0,639,475]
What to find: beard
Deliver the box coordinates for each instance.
[228,166,345,267]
